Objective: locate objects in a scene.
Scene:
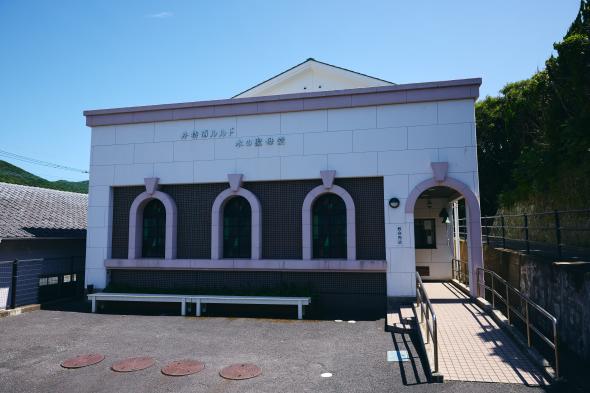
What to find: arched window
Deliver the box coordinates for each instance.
[142,199,166,258]
[312,193,347,259]
[223,196,252,258]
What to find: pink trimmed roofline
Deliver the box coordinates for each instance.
[83,78,481,127]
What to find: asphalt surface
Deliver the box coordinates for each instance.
[0,305,560,393]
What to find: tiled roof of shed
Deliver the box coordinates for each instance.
[0,182,87,239]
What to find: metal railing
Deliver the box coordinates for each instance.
[451,258,469,286]
[457,217,468,240]
[476,267,559,378]
[481,209,590,260]
[415,272,438,374]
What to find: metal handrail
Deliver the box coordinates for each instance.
[415,272,438,374]
[476,267,559,378]
[451,258,469,286]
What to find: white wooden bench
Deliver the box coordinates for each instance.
[190,296,311,319]
[88,293,311,319]
[88,293,192,315]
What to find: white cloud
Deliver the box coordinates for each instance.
[146,11,173,18]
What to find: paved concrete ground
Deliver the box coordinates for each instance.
[0,306,558,393]
[423,282,548,385]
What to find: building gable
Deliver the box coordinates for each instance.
[233,58,394,98]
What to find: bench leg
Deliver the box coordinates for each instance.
[196,300,201,317]
[297,302,302,320]
[91,298,96,313]
[181,299,186,316]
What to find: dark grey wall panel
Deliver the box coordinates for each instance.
[110,270,386,295]
[111,177,386,260]
[0,239,86,308]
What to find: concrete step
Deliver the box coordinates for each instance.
[386,310,414,332]
[400,306,416,323]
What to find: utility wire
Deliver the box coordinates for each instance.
[0,149,89,174]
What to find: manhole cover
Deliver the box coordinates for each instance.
[161,360,205,376]
[219,363,261,380]
[111,357,155,372]
[61,354,105,369]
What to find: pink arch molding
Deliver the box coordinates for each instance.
[128,178,178,260]
[405,172,483,297]
[211,174,262,260]
[302,170,356,260]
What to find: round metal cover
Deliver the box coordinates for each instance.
[161,360,205,376]
[61,354,105,369]
[111,356,155,372]
[219,363,261,380]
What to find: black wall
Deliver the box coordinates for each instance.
[111,177,386,260]
[109,269,386,319]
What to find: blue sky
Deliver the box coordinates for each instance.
[0,0,581,182]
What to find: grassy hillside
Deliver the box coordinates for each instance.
[0,160,88,193]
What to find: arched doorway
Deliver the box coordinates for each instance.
[412,186,465,283]
[405,169,483,297]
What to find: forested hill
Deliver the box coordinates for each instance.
[476,0,590,216]
[0,160,88,194]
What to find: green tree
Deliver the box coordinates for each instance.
[476,0,590,214]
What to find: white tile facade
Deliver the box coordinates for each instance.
[86,98,479,297]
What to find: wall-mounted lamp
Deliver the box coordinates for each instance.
[439,208,450,224]
[388,197,400,209]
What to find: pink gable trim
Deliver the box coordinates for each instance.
[84,78,481,127]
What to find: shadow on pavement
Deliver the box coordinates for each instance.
[389,330,431,386]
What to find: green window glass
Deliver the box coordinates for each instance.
[223,196,252,258]
[312,193,347,259]
[142,199,165,258]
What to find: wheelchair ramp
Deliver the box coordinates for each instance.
[424,282,548,385]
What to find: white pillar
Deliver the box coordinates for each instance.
[385,212,416,298]
[453,201,460,260]
[85,186,113,291]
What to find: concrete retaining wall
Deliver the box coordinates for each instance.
[483,245,590,362]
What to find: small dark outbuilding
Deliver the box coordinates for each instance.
[0,182,87,308]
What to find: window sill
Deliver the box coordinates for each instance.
[104,258,387,272]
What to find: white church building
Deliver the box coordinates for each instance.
[84,59,482,315]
